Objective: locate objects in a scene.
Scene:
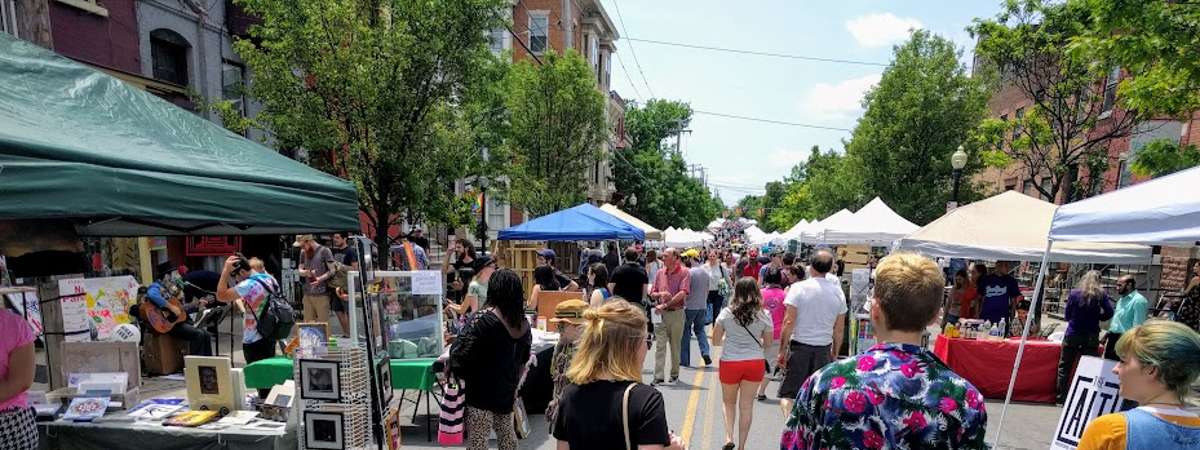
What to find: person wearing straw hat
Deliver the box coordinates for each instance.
[545,299,589,427]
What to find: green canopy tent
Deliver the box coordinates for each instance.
[0,34,358,235]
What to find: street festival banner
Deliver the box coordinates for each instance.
[58,276,139,342]
[1050,356,1136,450]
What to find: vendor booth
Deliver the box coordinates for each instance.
[895,191,1151,405]
[600,204,663,241]
[800,208,855,244]
[817,197,918,245]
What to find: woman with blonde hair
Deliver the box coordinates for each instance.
[713,277,772,450]
[552,300,684,450]
[1056,270,1115,403]
[1078,320,1200,449]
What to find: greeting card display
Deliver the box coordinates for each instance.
[62,395,108,422]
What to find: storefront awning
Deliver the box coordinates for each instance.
[0,34,359,236]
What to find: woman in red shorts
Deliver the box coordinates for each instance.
[712,277,773,450]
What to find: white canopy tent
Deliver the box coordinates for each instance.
[895,191,1151,264]
[991,170,1200,447]
[663,227,711,248]
[772,219,811,245]
[800,208,855,244]
[819,197,918,245]
[706,218,726,231]
[599,203,663,241]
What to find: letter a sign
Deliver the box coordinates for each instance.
[1050,356,1137,449]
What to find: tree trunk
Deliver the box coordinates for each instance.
[373,204,391,270]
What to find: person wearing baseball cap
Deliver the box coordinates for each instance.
[546,299,590,424]
[536,248,579,291]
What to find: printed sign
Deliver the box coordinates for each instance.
[5,291,44,337]
[410,271,442,296]
[1050,356,1136,449]
[59,276,139,341]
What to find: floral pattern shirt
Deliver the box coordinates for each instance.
[782,343,989,450]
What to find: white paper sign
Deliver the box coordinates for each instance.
[1050,356,1135,450]
[410,270,443,296]
[59,276,139,341]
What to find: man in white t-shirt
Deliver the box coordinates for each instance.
[776,249,847,413]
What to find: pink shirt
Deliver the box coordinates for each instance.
[0,309,34,410]
[651,264,691,310]
[761,287,787,340]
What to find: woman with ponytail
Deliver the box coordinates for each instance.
[712,277,772,450]
[552,300,685,450]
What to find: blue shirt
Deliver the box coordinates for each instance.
[1065,289,1114,338]
[1108,291,1148,334]
[976,274,1020,323]
[146,281,170,309]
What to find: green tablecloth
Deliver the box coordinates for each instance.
[243,356,436,391]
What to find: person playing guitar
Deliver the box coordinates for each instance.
[140,263,213,357]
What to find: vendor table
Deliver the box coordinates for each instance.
[933,335,1061,404]
[38,417,294,450]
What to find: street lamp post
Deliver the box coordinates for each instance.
[951,145,968,208]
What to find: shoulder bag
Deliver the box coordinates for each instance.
[622,382,636,450]
[737,313,771,374]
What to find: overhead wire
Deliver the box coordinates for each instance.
[692,110,853,132]
[613,52,644,102]
[624,37,890,67]
[610,0,656,98]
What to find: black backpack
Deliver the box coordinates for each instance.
[251,277,295,341]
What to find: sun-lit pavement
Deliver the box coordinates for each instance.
[396,338,1064,449]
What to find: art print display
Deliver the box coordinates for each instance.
[62,395,108,422]
[298,359,341,402]
[372,272,445,360]
[4,290,43,337]
[366,294,386,353]
[375,357,393,407]
[297,322,330,354]
[304,411,346,450]
[384,408,402,450]
[184,356,235,413]
[58,276,139,341]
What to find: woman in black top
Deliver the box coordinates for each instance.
[553,300,685,450]
[449,269,532,450]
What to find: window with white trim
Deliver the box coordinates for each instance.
[529,13,549,54]
[1102,66,1120,113]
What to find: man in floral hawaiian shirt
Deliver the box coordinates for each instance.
[782,253,988,450]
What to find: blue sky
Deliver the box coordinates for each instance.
[598,0,1002,205]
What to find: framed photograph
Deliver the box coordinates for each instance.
[366,294,386,353]
[297,322,330,353]
[304,410,346,450]
[264,380,295,408]
[298,359,341,402]
[184,356,235,413]
[376,357,393,406]
[384,408,402,450]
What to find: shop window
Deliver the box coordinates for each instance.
[150,29,190,86]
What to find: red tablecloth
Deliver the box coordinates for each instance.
[933,335,1061,404]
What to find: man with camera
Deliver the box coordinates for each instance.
[216,254,282,396]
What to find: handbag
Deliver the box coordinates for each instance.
[513,398,530,439]
[739,316,771,373]
[438,376,465,445]
[717,265,732,298]
[621,382,636,450]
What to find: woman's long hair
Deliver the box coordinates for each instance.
[1076,270,1105,304]
[486,269,528,325]
[953,269,968,289]
[730,277,762,327]
[589,263,609,291]
[533,266,561,291]
[565,300,647,385]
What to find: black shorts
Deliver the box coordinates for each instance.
[778,341,832,400]
[330,291,346,312]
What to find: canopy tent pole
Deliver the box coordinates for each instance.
[991,238,1054,448]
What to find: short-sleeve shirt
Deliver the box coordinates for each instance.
[611,263,648,303]
[784,277,847,346]
[235,273,279,344]
[467,280,488,308]
[977,274,1020,323]
[331,245,359,267]
[761,287,788,340]
[685,266,710,310]
[552,381,670,450]
[301,245,335,295]
[651,265,691,310]
[0,309,34,410]
[716,307,771,361]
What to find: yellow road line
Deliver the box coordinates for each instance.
[679,362,707,444]
[699,361,718,450]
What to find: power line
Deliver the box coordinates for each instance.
[693,110,853,132]
[505,23,543,66]
[625,37,890,67]
[610,0,655,98]
[613,52,643,101]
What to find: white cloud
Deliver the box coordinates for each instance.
[800,73,882,119]
[845,13,923,48]
[770,148,809,167]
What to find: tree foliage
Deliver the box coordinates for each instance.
[233,0,506,253]
[1130,139,1200,179]
[843,30,989,224]
[503,50,608,217]
[970,0,1141,203]
[613,99,723,230]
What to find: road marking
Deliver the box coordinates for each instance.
[699,360,719,450]
[680,361,707,444]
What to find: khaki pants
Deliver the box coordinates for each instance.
[303,293,331,325]
[653,309,685,381]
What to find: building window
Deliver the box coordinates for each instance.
[1023,179,1034,197]
[597,53,604,85]
[150,29,190,86]
[1,0,17,38]
[486,193,506,232]
[529,13,549,54]
[1102,66,1120,113]
[1012,107,1025,141]
[1117,159,1133,189]
[1004,177,1017,191]
[222,61,246,116]
[1040,177,1053,201]
[488,27,506,54]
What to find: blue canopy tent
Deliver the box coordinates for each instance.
[499,203,646,241]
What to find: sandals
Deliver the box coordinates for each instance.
[722,443,735,450]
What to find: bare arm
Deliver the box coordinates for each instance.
[557,441,570,450]
[778,305,798,363]
[712,322,725,346]
[216,256,241,303]
[0,342,34,404]
[832,313,846,360]
[529,286,542,310]
[590,290,605,308]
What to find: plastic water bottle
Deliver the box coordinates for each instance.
[998,319,1007,338]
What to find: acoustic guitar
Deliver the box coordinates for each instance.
[140,291,188,334]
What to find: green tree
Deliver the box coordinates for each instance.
[1131,140,1200,178]
[971,0,1142,202]
[844,30,989,224]
[232,0,505,253]
[504,50,607,217]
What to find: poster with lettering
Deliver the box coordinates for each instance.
[59,276,139,342]
[1050,356,1137,449]
[4,292,44,337]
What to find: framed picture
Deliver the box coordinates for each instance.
[304,410,345,450]
[298,359,341,402]
[297,322,330,353]
[264,380,295,408]
[367,294,386,353]
[376,357,393,406]
[184,356,235,413]
[384,408,402,450]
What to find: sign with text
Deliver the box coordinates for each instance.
[58,276,139,342]
[1050,356,1136,449]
